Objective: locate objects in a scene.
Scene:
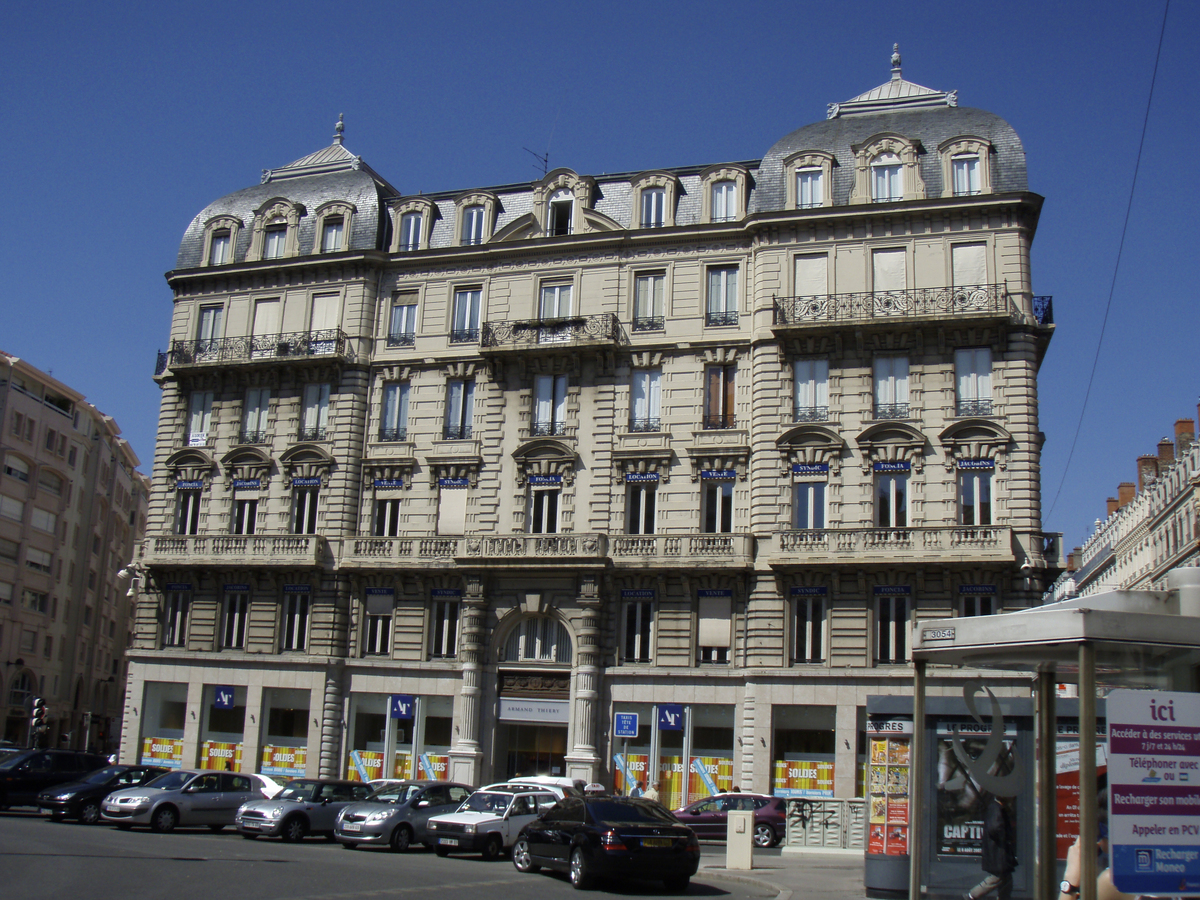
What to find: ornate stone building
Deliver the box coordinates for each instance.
[123,54,1057,804]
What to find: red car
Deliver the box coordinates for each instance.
[673,792,786,847]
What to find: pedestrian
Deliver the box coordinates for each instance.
[644,781,660,802]
[629,779,644,798]
[1058,789,1134,900]
[966,792,1016,900]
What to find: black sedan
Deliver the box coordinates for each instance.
[512,795,700,892]
[38,765,169,824]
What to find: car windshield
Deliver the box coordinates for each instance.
[144,771,193,791]
[586,799,680,825]
[0,751,36,770]
[461,791,512,814]
[371,784,423,804]
[81,765,123,784]
[275,782,316,801]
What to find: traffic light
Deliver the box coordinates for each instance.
[30,696,47,733]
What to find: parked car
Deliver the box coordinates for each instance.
[480,780,576,800]
[37,765,169,824]
[236,778,372,841]
[673,792,786,847]
[0,749,110,809]
[513,794,701,891]
[335,780,473,851]
[427,785,559,859]
[254,773,288,799]
[100,769,269,832]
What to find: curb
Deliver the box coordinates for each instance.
[699,865,794,900]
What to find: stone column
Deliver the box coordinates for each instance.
[318,663,343,778]
[565,575,602,783]
[449,573,485,785]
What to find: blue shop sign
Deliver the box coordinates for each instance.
[791,586,829,596]
[957,459,995,470]
[791,463,829,476]
[700,469,737,480]
[374,479,404,489]
[658,704,684,731]
[292,477,321,487]
[625,472,659,483]
[213,686,236,710]
[390,694,415,720]
[872,461,911,473]
[232,479,261,490]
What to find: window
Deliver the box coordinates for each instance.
[232,496,257,535]
[176,486,201,535]
[374,498,401,536]
[538,283,573,343]
[363,611,390,656]
[43,635,52,659]
[38,470,62,496]
[7,672,32,707]
[630,368,661,432]
[0,539,18,564]
[875,472,908,528]
[640,188,665,228]
[958,466,993,526]
[187,391,213,446]
[3,456,28,483]
[794,594,825,663]
[532,375,567,436]
[706,266,738,326]
[547,188,573,236]
[633,273,665,331]
[451,289,481,343]
[504,616,571,663]
[209,230,231,265]
[25,547,50,574]
[698,592,731,664]
[30,508,56,533]
[293,486,319,534]
[797,168,823,209]
[388,297,418,347]
[871,152,903,202]
[939,138,992,198]
[263,221,287,259]
[444,379,474,440]
[875,593,909,663]
[429,599,459,658]
[793,359,829,422]
[20,629,36,652]
[0,581,12,604]
[380,382,409,441]
[873,357,909,419]
[221,594,248,649]
[320,216,344,253]
[528,485,560,534]
[784,151,834,209]
[952,155,980,196]
[23,589,49,614]
[309,292,340,340]
[251,298,281,355]
[952,242,987,289]
[300,383,330,440]
[399,212,423,251]
[955,348,992,416]
[437,482,468,535]
[203,216,241,266]
[793,481,826,529]
[622,600,653,662]
[711,181,737,222]
[872,247,907,294]
[280,593,309,651]
[460,205,485,245]
[704,365,736,429]
[702,479,734,533]
[163,592,189,647]
[241,387,270,443]
[0,494,24,522]
[626,483,656,534]
[960,591,995,618]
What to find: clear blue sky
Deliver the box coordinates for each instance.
[2,0,1195,555]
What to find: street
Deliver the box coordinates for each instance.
[0,809,779,900]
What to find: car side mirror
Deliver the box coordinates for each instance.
[183,784,199,793]
[415,799,429,808]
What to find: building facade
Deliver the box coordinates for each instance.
[1,351,149,749]
[124,55,1057,804]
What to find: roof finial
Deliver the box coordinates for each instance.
[333,113,345,145]
[891,43,902,81]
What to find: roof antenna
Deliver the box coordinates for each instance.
[523,145,549,178]
[891,43,902,81]
[333,113,345,145]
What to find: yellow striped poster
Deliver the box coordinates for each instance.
[199,741,243,770]
[141,737,184,768]
[260,744,307,776]
[771,758,835,797]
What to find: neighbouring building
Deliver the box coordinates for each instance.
[1,351,149,749]
[124,50,1058,805]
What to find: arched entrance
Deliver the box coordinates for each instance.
[495,614,573,780]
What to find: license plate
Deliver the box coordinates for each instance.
[642,838,672,848]
[439,838,459,846]
[342,823,362,833]
[241,823,260,830]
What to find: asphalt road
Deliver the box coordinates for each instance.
[0,809,778,900]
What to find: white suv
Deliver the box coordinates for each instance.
[427,785,559,860]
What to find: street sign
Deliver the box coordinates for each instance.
[658,704,684,731]
[614,713,639,738]
[390,694,414,720]
[1107,689,1200,895]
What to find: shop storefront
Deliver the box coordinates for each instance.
[139,681,186,767]
[345,692,454,782]
[260,688,309,777]
[199,684,245,770]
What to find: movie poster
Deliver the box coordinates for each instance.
[935,729,1018,858]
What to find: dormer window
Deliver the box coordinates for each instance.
[247,199,303,261]
[641,188,665,228]
[321,217,344,252]
[871,152,903,202]
[390,197,437,252]
[850,136,924,206]
[797,169,823,209]
[461,205,485,245]
[263,220,287,258]
[710,181,737,222]
[631,172,679,229]
[209,230,231,265]
[783,152,835,210]
[548,189,573,236]
[200,215,242,267]
[939,137,993,198]
[313,201,354,255]
[399,212,422,251]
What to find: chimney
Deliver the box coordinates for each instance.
[1177,419,1195,456]
[1117,482,1136,508]
[1136,455,1159,491]
[1158,437,1175,465]
[1106,497,1119,517]
[1068,548,1081,572]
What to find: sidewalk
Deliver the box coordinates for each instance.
[700,848,865,900]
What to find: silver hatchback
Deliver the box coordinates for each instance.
[101,769,268,833]
[335,780,472,851]
[237,779,372,841]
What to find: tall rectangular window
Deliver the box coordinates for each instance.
[797,168,823,209]
[374,498,401,536]
[706,266,738,326]
[321,217,344,252]
[711,181,737,222]
[380,382,409,441]
[626,483,657,535]
[698,592,731,664]
[437,484,469,535]
[795,254,828,298]
[176,487,201,535]
[623,600,653,663]
[444,379,475,440]
[532,374,567,436]
[263,223,287,259]
[793,359,829,421]
[873,357,909,419]
[251,298,281,358]
[221,594,248,649]
[0,495,24,522]
[460,205,485,245]
[24,548,51,574]
[794,595,825,663]
[280,593,309,651]
[187,391,214,446]
[704,365,736,429]
[242,388,270,443]
[793,481,826,529]
[163,592,189,648]
[633,273,665,331]
[702,479,734,533]
[388,297,418,346]
[959,467,993,526]
[430,599,460,658]
[548,190,573,235]
[538,283,573,343]
[875,472,908,528]
[960,591,995,617]
[640,188,665,228]
[955,347,992,416]
[451,289,481,343]
[232,496,258,535]
[293,487,319,534]
[300,383,330,440]
[528,487,560,534]
[399,212,422,251]
[208,232,231,265]
[871,154,903,202]
[952,155,981,196]
[363,612,390,656]
[875,593,909,663]
[872,247,907,294]
[630,368,662,432]
[951,242,988,288]
[197,304,225,349]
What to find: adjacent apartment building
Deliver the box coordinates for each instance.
[1,351,149,749]
[123,52,1057,804]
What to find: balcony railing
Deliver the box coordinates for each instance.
[873,403,910,420]
[236,430,269,445]
[955,399,993,417]
[481,314,621,350]
[705,310,739,327]
[530,421,568,437]
[1032,295,1053,325]
[297,426,327,442]
[386,332,415,348]
[702,413,737,430]
[143,534,324,567]
[449,328,479,344]
[632,316,664,332]
[794,405,829,423]
[767,525,1013,564]
[610,533,754,566]
[378,426,408,442]
[443,424,472,440]
[628,417,662,433]
[773,284,1011,327]
[339,533,610,567]
[165,329,349,368]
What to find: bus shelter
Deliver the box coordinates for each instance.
[908,569,1200,900]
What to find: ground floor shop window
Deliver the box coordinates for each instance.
[345,693,454,782]
[772,705,835,798]
[652,703,734,810]
[499,723,567,780]
[611,702,653,795]
[200,684,246,770]
[140,681,187,767]
[260,687,310,777]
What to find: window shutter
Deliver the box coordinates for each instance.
[698,595,732,647]
[872,249,907,292]
[951,243,987,287]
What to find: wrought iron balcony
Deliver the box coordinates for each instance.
[443,424,472,440]
[386,332,415,348]
[773,284,1012,329]
[632,316,664,332]
[236,430,269,445]
[142,534,325,568]
[765,525,1014,566]
[530,421,568,437]
[338,533,610,568]
[1032,295,1053,325]
[702,413,737,430]
[297,426,327,441]
[480,314,621,352]
[955,399,993,417]
[873,403,910,420]
[449,328,479,344]
[165,329,349,368]
[378,426,408,442]
[610,532,754,567]
[628,417,662,433]
[794,405,829,423]
[705,310,739,327]
[154,351,168,377]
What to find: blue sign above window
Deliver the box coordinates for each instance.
[873,585,912,595]
[621,589,655,599]
[791,463,829,476]
[175,480,203,490]
[213,686,236,710]
[232,479,261,490]
[873,461,911,473]
[625,472,659,483]
[791,586,829,596]
[374,479,404,489]
[958,584,996,594]
[292,477,321,487]
[697,589,733,598]
[957,459,995,470]
[365,587,394,596]
[431,588,462,598]
[438,478,470,488]
[223,584,250,593]
[282,584,310,594]
[700,469,737,480]
[528,475,563,485]
[390,694,415,720]
[614,713,639,738]
[658,704,684,731]
[164,583,193,592]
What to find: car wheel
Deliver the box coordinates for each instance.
[435,845,450,857]
[663,875,690,892]
[511,837,540,873]
[481,833,504,861]
[569,847,593,890]
[150,805,178,834]
[78,801,101,826]
[281,816,308,843]
[389,825,413,852]
[208,824,225,833]
[753,823,776,848]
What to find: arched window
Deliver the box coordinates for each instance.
[504,616,572,663]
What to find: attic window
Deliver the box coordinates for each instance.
[209,230,231,265]
[321,217,344,252]
[263,220,287,259]
[952,154,981,196]
[548,189,573,236]
[871,153,903,202]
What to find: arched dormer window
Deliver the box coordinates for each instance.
[503,614,572,663]
[390,197,437,252]
[201,215,243,266]
[454,191,498,247]
[314,201,355,254]
[938,136,994,198]
[700,164,749,223]
[783,151,835,210]
[247,199,304,261]
[630,172,680,229]
[849,135,925,206]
